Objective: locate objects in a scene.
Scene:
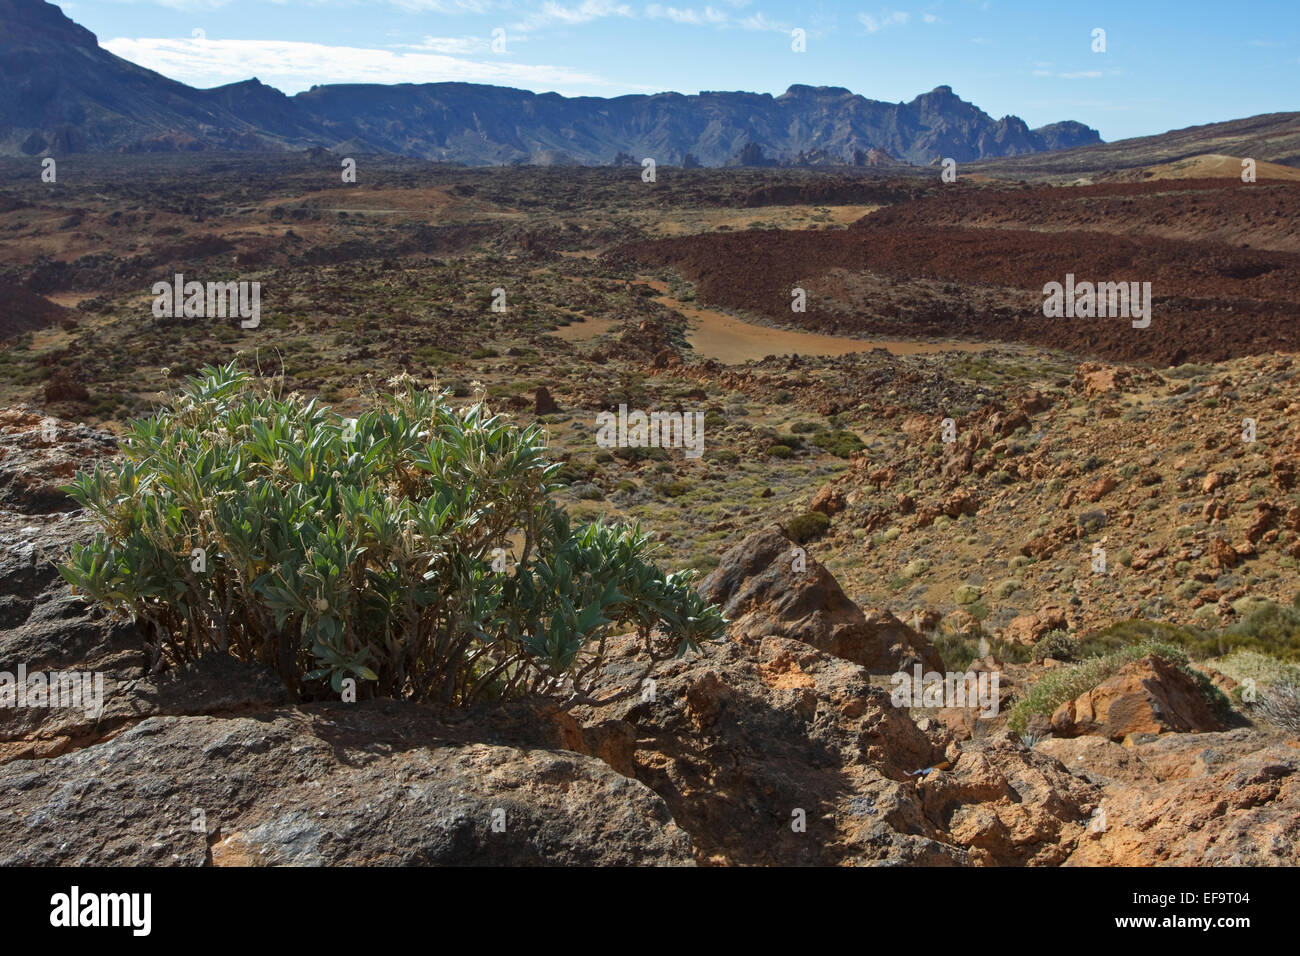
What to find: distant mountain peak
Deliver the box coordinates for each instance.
[0,0,99,48]
[0,0,1104,165]
[780,85,854,97]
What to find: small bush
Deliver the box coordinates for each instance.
[1255,681,1300,734]
[1213,650,1300,732]
[810,429,866,459]
[61,363,725,707]
[653,479,692,498]
[785,511,830,543]
[1034,629,1079,663]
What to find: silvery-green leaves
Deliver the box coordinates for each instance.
[60,361,725,705]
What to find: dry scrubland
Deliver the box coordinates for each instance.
[2,155,1300,865]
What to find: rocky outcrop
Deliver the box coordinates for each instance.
[578,629,1097,866]
[0,701,694,866]
[1049,654,1226,741]
[699,526,941,673]
[2,414,1297,867]
[0,407,118,513]
[1002,606,1068,646]
[1042,730,1300,865]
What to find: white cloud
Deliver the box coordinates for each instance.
[645,4,727,24]
[386,0,496,11]
[100,35,629,95]
[922,13,938,24]
[512,0,635,31]
[397,35,491,54]
[858,10,909,33]
[1058,70,1102,79]
[94,0,233,10]
[737,11,788,31]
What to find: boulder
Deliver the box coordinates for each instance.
[1049,653,1225,741]
[809,483,846,516]
[699,526,941,672]
[0,706,694,866]
[1002,605,1068,645]
[533,386,558,414]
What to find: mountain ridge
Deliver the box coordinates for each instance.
[1,0,1102,166]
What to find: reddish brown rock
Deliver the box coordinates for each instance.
[1049,654,1225,742]
[1084,475,1118,502]
[1246,503,1280,545]
[1202,471,1234,494]
[1073,364,1129,399]
[1272,458,1297,492]
[1128,544,1167,571]
[942,487,978,517]
[809,483,846,516]
[1051,729,1300,866]
[1209,536,1239,569]
[1003,606,1068,645]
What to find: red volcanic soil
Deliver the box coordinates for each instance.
[616,179,1300,366]
[860,178,1300,253]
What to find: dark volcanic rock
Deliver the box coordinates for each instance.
[700,525,942,672]
[0,705,694,866]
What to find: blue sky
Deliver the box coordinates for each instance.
[58,0,1299,141]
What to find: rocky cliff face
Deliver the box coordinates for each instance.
[1,410,1296,866]
[0,0,1100,164]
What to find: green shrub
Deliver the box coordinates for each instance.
[810,429,866,459]
[1034,629,1079,663]
[1081,606,1300,661]
[785,511,830,543]
[1222,600,1300,659]
[1214,651,1300,732]
[60,362,725,706]
[653,479,692,498]
[768,444,794,460]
